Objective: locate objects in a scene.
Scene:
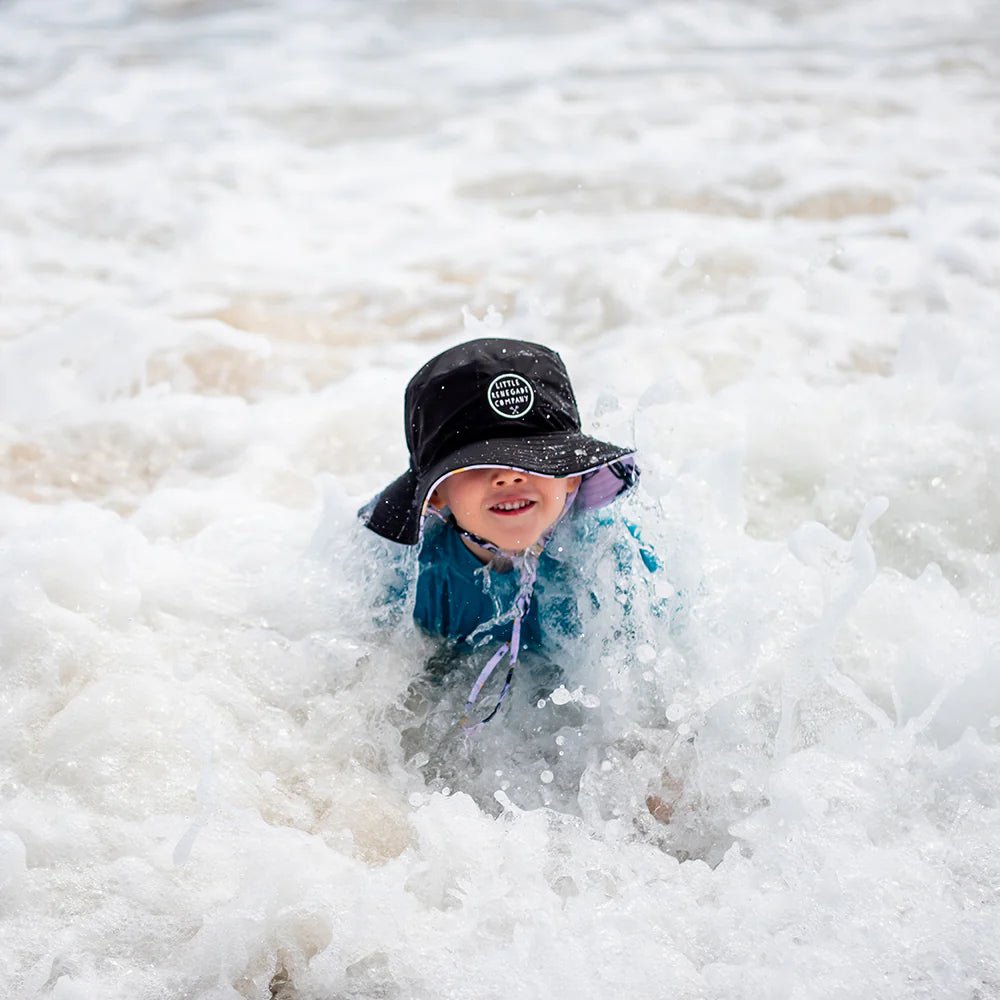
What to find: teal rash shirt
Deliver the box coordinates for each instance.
[412,514,660,655]
[413,520,580,653]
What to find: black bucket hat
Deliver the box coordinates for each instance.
[361,338,637,545]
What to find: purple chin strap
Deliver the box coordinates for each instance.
[426,459,637,733]
[434,490,578,733]
[457,542,539,733]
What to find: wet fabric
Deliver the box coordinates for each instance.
[413,517,581,653]
[410,510,663,658]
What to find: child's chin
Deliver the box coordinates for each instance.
[479,514,548,551]
[492,530,543,551]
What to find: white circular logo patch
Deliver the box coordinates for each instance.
[487,373,535,419]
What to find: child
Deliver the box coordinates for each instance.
[361,337,644,727]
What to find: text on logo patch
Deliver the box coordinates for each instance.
[487,373,534,419]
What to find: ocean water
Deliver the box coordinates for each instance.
[1,1,999,997]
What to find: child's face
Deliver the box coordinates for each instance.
[430,467,581,554]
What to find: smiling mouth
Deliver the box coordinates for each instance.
[489,499,537,515]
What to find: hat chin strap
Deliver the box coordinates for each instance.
[447,489,578,733]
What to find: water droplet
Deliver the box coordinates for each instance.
[540,770,554,784]
[550,686,572,705]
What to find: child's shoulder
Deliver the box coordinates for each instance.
[417,517,483,578]
[559,504,659,572]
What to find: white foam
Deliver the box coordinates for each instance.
[2,1,999,997]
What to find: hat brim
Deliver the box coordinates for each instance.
[361,430,635,545]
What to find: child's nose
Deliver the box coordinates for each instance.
[491,469,525,487]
